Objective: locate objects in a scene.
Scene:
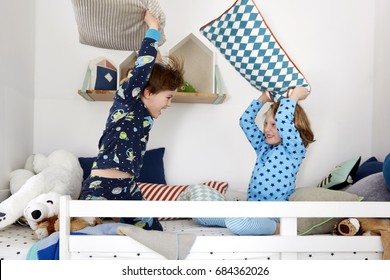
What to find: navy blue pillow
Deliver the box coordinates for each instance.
[78,147,166,184]
[384,153,390,190]
[137,147,166,184]
[352,156,383,183]
[78,156,96,181]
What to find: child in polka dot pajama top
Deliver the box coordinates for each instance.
[194,87,314,235]
[79,11,184,231]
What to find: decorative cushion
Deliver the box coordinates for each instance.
[71,0,166,51]
[78,157,96,181]
[138,181,229,201]
[352,156,383,183]
[138,181,228,221]
[78,147,166,184]
[137,147,166,184]
[199,0,310,101]
[343,172,390,201]
[138,183,188,201]
[384,153,390,189]
[317,156,361,190]
[177,184,225,201]
[289,187,363,235]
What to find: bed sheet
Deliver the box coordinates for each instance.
[0,224,38,260]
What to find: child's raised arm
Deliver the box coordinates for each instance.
[144,10,160,30]
[289,86,310,102]
[257,91,272,104]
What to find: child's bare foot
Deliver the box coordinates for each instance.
[274,223,280,235]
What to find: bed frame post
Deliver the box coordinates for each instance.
[59,195,71,260]
[280,217,298,260]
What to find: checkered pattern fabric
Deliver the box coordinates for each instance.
[177,185,225,202]
[200,0,310,101]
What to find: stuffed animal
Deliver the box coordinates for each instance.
[332,218,362,236]
[23,191,61,230]
[34,215,102,240]
[333,218,390,260]
[22,190,101,239]
[0,150,83,230]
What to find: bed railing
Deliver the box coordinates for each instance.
[59,195,390,260]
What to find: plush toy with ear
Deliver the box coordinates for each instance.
[23,192,61,230]
[333,218,390,260]
[35,215,102,240]
[0,150,83,230]
[332,218,362,236]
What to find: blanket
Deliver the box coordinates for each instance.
[26,223,196,260]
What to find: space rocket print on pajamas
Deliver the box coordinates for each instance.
[91,35,159,179]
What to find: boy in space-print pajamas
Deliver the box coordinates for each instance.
[80,28,163,231]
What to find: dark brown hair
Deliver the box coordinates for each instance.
[146,55,185,94]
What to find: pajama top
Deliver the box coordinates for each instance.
[239,98,306,201]
[91,29,160,178]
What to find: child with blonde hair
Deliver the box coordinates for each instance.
[194,87,315,235]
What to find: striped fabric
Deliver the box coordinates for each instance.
[203,181,229,195]
[71,0,166,51]
[138,183,188,201]
[138,181,228,201]
[138,181,229,221]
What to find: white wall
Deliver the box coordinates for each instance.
[373,0,390,160]
[32,0,383,192]
[0,1,35,199]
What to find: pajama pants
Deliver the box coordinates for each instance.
[80,175,162,231]
[192,217,279,235]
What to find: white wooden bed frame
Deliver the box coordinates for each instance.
[59,196,390,260]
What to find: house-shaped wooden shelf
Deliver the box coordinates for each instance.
[78,33,225,104]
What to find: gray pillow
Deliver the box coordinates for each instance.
[289,187,363,235]
[343,172,390,201]
[71,0,166,51]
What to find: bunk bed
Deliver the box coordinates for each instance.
[57,198,389,260]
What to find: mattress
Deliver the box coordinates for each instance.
[0,220,383,260]
[0,223,38,260]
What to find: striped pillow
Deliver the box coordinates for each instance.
[138,181,228,201]
[71,0,166,51]
[138,183,188,201]
[138,181,228,221]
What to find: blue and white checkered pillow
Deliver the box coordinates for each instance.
[200,0,310,101]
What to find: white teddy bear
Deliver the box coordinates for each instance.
[23,191,99,239]
[23,191,62,231]
[0,150,83,230]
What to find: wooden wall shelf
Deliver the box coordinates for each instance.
[79,33,226,104]
[78,90,225,104]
